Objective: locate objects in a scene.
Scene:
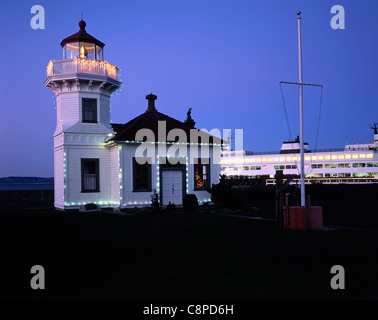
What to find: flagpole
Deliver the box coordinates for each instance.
[297,11,306,207]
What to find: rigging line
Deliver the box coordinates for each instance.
[279,82,292,141]
[314,86,324,151]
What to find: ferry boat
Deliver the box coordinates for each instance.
[221,125,378,186]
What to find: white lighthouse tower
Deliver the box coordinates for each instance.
[44,20,121,210]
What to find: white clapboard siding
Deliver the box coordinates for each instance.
[54,146,65,209]
[118,144,220,207]
[65,144,112,206]
[110,145,120,205]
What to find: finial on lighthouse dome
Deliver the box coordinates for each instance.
[61,19,105,61]
[79,19,86,30]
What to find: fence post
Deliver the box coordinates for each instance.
[306,194,311,230]
[275,170,284,228]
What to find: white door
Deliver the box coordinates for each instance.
[162,170,183,205]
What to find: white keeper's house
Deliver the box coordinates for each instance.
[44,20,222,211]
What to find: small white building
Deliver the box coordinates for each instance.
[45,20,221,210]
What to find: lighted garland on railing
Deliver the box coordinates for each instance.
[46,58,119,80]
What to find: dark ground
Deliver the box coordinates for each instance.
[0,185,378,300]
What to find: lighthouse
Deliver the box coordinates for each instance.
[44,20,121,210]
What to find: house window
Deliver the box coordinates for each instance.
[82,98,97,123]
[194,159,210,190]
[133,158,151,191]
[81,159,99,192]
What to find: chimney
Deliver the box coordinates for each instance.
[146,93,157,112]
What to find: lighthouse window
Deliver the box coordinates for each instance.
[81,159,100,192]
[194,159,210,190]
[82,98,97,123]
[133,158,152,192]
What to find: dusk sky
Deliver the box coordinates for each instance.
[1,0,378,177]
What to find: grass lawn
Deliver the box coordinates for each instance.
[1,207,378,300]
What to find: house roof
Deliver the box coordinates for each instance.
[60,20,105,48]
[108,94,222,145]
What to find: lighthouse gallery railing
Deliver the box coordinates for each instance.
[46,58,119,81]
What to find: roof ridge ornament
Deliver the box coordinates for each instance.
[184,107,196,128]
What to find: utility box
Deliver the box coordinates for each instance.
[287,206,323,231]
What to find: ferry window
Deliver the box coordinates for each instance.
[330,173,337,178]
[280,165,285,169]
[367,163,374,167]
[286,165,291,169]
[331,164,337,168]
[274,165,279,170]
[353,172,366,177]
[311,164,317,169]
[345,163,351,168]
[359,163,366,167]
[345,173,351,177]
[325,173,331,178]
[338,163,344,168]
[375,163,378,167]
[325,164,330,168]
[338,173,345,177]
[352,163,359,168]
[367,172,374,177]
[292,165,297,169]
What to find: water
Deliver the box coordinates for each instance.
[0,184,54,191]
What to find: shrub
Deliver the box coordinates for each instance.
[150,189,161,212]
[209,174,231,206]
[226,191,244,210]
[183,194,199,213]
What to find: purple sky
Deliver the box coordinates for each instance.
[1,0,378,177]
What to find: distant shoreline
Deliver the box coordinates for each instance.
[0,183,54,191]
[0,177,54,190]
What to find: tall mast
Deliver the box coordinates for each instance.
[297,11,306,207]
